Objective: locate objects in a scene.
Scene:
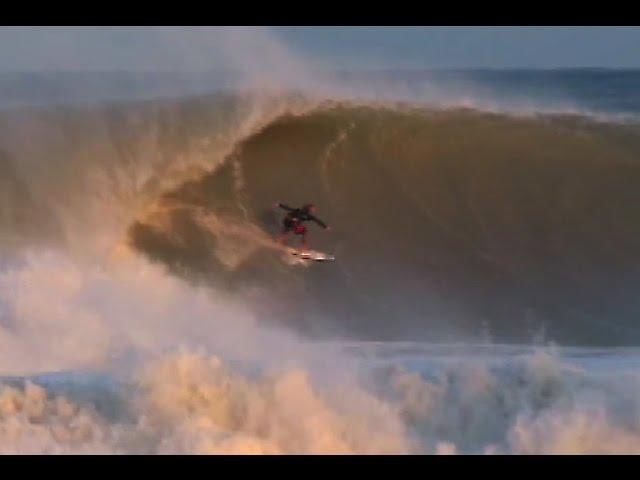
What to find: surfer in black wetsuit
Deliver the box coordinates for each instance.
[275,203,331,250]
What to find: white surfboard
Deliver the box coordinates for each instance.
[290,249,335,262]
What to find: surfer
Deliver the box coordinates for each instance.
[275,203,331,250]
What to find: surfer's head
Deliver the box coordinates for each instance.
[303,203,316,214]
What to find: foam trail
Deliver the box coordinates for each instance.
[5,342,640,453]
[0,248,417,454]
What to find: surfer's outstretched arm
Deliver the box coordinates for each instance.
[310,215,329,229]
[277,203,295,212]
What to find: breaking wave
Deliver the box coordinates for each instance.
[128,99,640,344]
[2,88,640,454]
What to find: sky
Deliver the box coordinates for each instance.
[0,26,639,72]
[272,27,640,69]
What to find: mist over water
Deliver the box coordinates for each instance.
[1,27,640,454]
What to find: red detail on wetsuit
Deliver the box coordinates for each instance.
[294,224,307,235]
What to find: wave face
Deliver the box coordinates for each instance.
[129,103,640,345]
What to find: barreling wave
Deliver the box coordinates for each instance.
[1,92,640,344]
[3,87,640,454]
[127,99,640,345]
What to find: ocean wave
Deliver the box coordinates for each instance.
[2,91,640,454]
[2,93,640,343]
[126,99,640,344]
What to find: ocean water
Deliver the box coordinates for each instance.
[1,70,640,453]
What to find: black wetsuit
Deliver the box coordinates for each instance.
[278,204,328,233]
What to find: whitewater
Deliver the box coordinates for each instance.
[2,30,640,454]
